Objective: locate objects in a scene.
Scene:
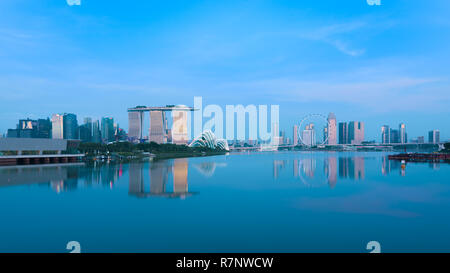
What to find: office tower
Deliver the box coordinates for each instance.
[6,129,19,138]
[63,113,78,140]
[302,123,315,146]
[37,118,52,138]
[399,123,407,144]
[293,125,298,146]
[417,136,425,144]
[326,113,337,145]
[149,111,167,144]
[92,120,101,143]
[390,129,400,144]
[323,126,328,144]
[381,125,390,144]
[101,117,115,143]
[172,109,188,144]
[5,118,38,138]
[51,114,64,139]
[128,111,144,141]
[348,121,364,145]
[79,118,93,143]
[18,119,38,136]
[339,122,348,144]
[428,130,440,144]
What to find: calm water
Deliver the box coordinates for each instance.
[1,151,450,253]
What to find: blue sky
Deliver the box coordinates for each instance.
[0,0,449,141]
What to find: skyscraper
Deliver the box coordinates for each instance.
[149,111,167,144]
[399,123,407,144]
[63,113,78,140]
[326,113,337,145]
[390,129,400,144]
[293,125,298,146]
[428,130,440,143]
[172,109,188,144]
[381,125,390,144]
[128,111,144,141]
[417,136,425,144]
[37,118,52,138]
[92,120,101,143]
[338,122,348,144]
[101,117,115,143]
[79,117,93,143]
[302,123,315,146]
[348,121,364,145]
[51,114,64,139]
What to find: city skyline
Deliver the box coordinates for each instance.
[2,109,445,145]
[1,1,450,141]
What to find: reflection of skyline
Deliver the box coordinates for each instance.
[129,159,195,199]
[273,160,287,179]
[0,159,204,197]
[339,157,365,180]
[324,157,337,188]
[283,155,366,188]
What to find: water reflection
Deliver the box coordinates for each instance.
[276,154,409,188]
[129,158,193,199]
[0,153,440,194]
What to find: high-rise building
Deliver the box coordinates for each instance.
[390,129,400,144]
[63,113,78,140]
[381,125,390,144]
[51,114,64,139]
[338,122,348,144]
[149,111,167,144]
[428,130,440,144]
[293,125,298,146]
[302,123,315,146]
[101,117,115,143]
[326,113,337,145]
[417,136,425,144]
[172,109,188,144]
[79,118,93,143]
[399,123,407,144]
[348,121,364,145]
[37,118,52,138]
[128,111,144,141]
[17,118,38,138]
[92,120,101,143]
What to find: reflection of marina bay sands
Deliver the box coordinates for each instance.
[128,105,196,144]
[129,159,196,198]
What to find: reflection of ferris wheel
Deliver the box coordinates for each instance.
[297,114,330,146]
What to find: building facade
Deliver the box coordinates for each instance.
[326,113,337,145]
[381,125,390,144]
[51,114,64,139]
[339,122,348,144]
[63,113,78,140]
[428,130,440,143]
[348,121,364,145]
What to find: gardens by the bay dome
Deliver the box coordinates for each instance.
[189,130,229,151]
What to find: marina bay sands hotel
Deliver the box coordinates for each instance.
[127,105,196,144]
